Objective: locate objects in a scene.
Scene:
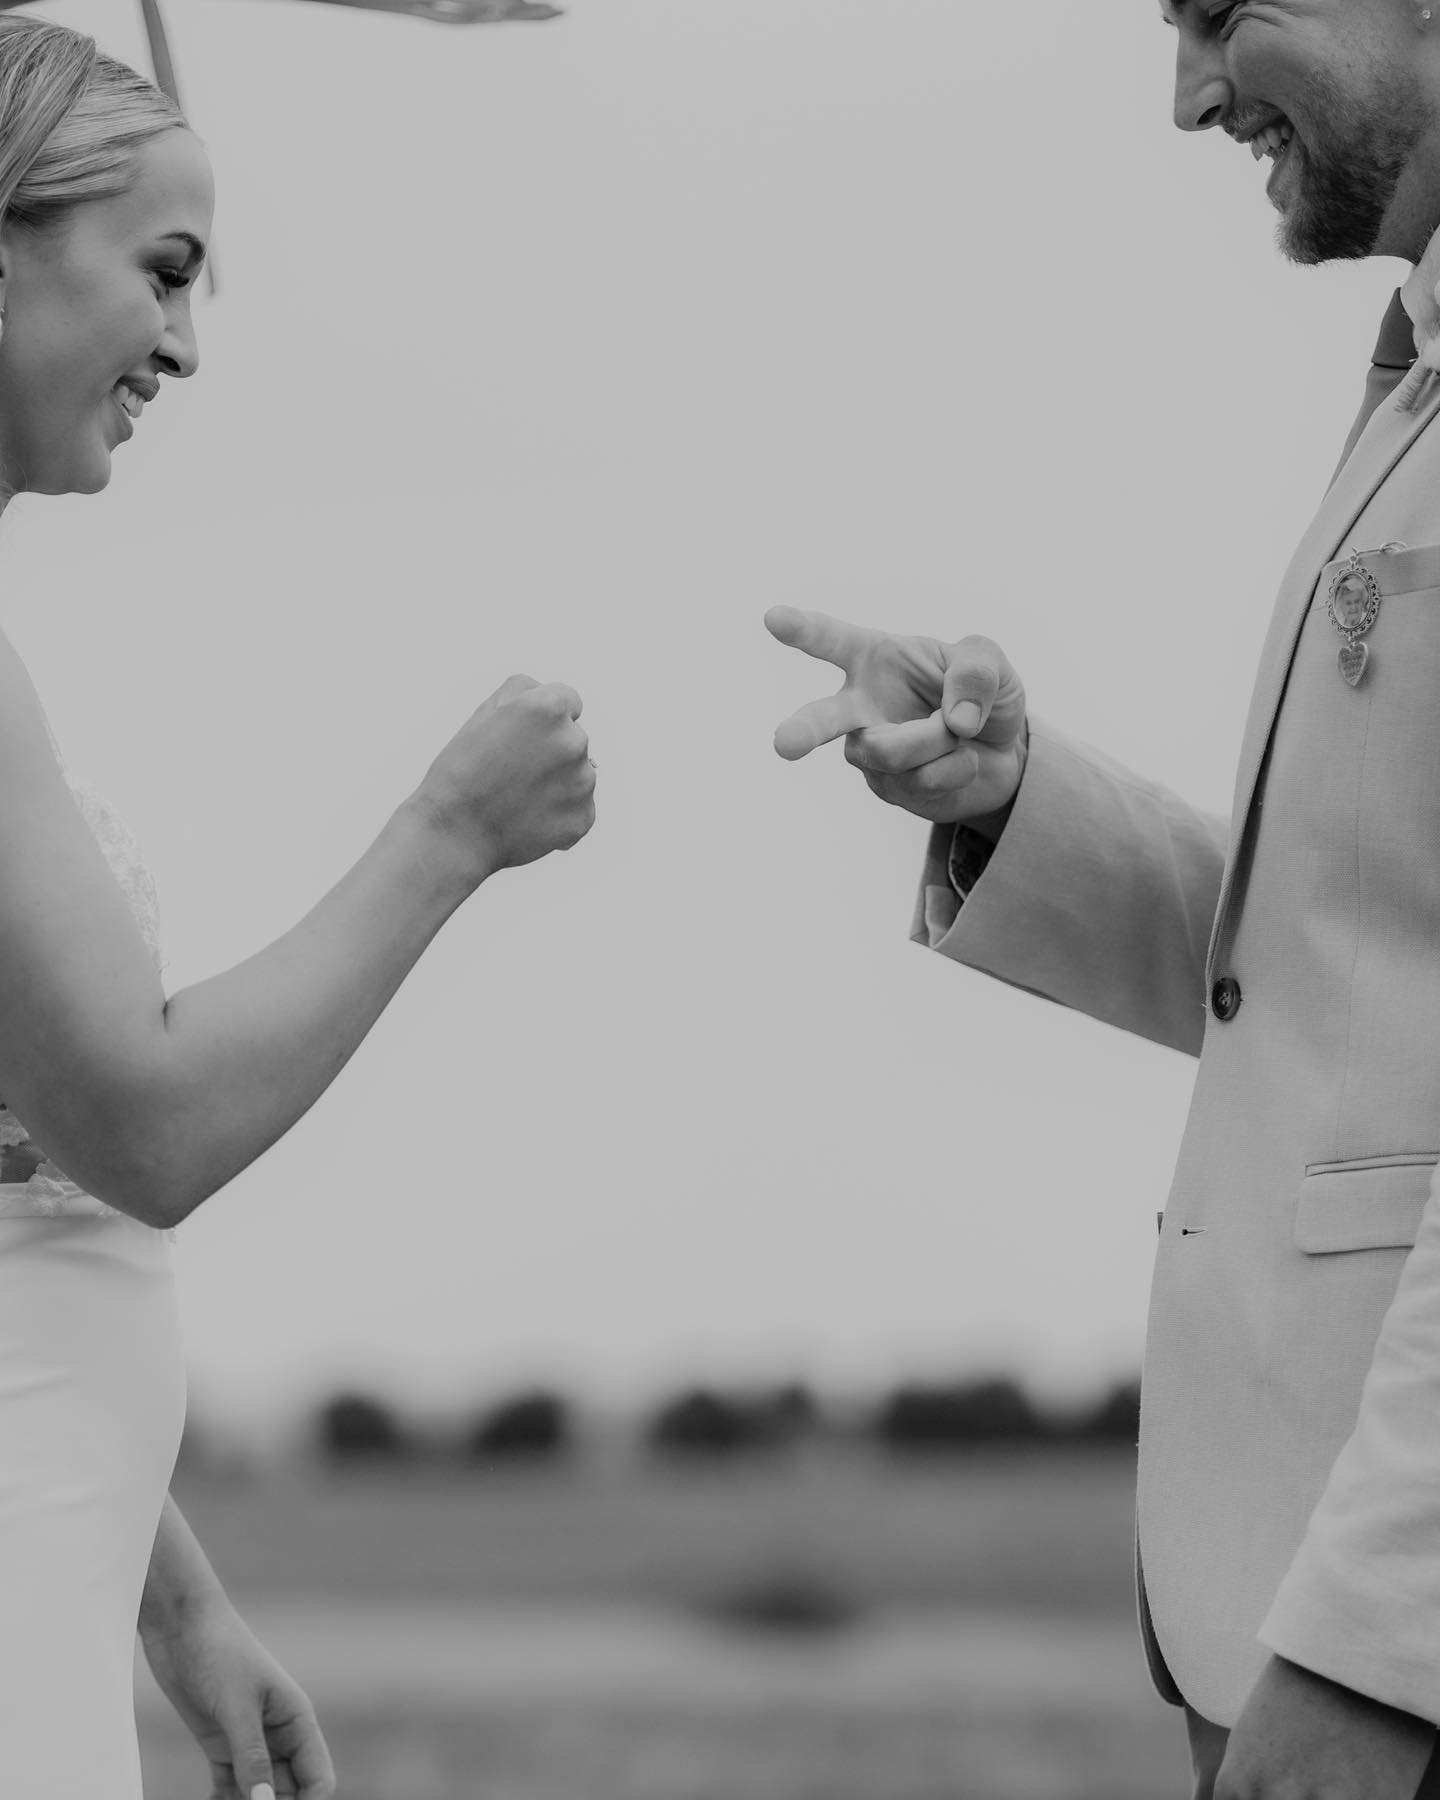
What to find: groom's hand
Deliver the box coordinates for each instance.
[765,607,1028,829]
[1215,1656,1435,1800]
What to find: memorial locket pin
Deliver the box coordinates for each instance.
[1326,550,1384,688]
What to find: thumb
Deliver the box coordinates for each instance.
[941,655,999,737]
[222,1713,275,1800]
[941,636,1023,741]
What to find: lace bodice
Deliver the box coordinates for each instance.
[0,770,163,1219]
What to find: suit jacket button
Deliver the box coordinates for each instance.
[1211,976,1242,1022]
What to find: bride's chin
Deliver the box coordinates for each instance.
[33,452,113,498]
[67,465,113,496]
[0,462,103,500]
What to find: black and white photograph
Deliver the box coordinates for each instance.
[0,1,1436,1796]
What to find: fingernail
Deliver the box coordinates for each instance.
[950,701,982,735]
[251,1785,276,1800]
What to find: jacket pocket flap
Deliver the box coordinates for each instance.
[1295,1157,1436,1254]
[1315,543,1440,604]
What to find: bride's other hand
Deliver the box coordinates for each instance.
[140,1594,335,1800]
[140,1498,334,1799]
[413,673,597,885]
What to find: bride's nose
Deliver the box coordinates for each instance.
[156,307,199,380]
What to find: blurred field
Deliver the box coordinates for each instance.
[168,1444,1144,1615]
[138,1449,1193,1799]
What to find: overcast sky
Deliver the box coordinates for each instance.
[0,0,1409,1436]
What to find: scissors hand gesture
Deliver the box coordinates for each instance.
[765,606,1028,827]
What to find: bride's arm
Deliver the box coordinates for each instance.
[0,630,595,1227]
[139,1495,227,1632]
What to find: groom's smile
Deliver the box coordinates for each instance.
[1162,0,1440,264]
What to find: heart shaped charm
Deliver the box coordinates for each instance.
[1338,641,1370,687]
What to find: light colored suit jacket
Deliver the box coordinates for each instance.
[914,368,1440,1729]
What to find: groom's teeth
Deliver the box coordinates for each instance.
[1247,122,1294,164]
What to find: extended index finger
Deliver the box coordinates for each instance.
[765,606,875,675]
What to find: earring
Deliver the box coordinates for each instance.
[1424,6,1433,20]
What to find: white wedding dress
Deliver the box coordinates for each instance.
[0,770,185,1797]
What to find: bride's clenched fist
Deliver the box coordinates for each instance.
[413,674,597,884]
[765,607,1027,833]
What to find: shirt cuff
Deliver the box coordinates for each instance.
[947,825,995,901]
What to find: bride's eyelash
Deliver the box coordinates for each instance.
[153,267,189,292]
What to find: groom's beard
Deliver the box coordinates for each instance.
[1278,67,1430,265]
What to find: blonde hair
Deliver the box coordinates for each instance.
[0,15,185,236]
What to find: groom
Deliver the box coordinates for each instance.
[770,3,1440,1796]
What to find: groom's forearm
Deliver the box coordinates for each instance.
[139,1494,230,1642]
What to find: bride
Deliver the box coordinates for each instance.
[0,15,596,1795]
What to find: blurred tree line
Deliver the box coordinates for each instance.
[300,1374,1142,1470]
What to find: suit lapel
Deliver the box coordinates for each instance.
[1206,376,1440,973]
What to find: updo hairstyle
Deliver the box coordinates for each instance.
[0,15,184,236]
